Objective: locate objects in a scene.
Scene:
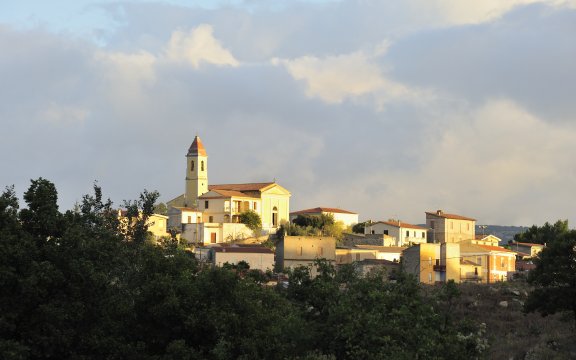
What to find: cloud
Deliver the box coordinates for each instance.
[40,102,89,126]
[274,49,431,108]
[164,24,239,68]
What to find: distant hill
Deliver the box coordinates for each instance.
[481,225,528,244]
[417,225,528,244]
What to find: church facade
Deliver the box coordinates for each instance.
[167,136,291,244]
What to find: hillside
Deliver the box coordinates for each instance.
[448,280,575,359]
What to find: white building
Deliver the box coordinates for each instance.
[365,220,427,246]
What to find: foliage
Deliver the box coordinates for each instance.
[525,227,576,325]
[351,221,366,234]
[0,178,487,359]
[239,210,262,232]
[122,189,160,243]
[153,202,168,215]
[285,214,345,240]
[513,219,569,245]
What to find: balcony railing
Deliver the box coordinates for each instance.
[433,264,446,272]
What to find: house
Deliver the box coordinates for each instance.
[364,220,427,246]
[275,236,336,275]
[425,210,476,243]
[460,243,516,283]
[341,232,396,247]
[510,241,544,258]
[470,234,501,247]
[336,245,405,264]
[354,245,405,262]
[289,207,358,227]
[354,259,400,279]
[402,243,461,284]
[117,210,168,243]
[167,136,291,244]
[207,245,275,272]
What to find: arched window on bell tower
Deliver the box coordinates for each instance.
[201,160,205,171]
[191,160,195,172]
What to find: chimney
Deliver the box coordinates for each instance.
[436,210,443,215]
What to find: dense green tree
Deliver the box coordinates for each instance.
[19,178,63,242]
[513,219,569,244]
[525,229,576,325]
[239,210,262,232]
[351,221,366,234]
[122,189,160,243]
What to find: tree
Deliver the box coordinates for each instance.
[122,189,160,243]
[525,228,576,325]
[352,221,366,234]
[153,202,168,215]
[239,210,262,232]
[514,219,569,244]
[19,178,63,242]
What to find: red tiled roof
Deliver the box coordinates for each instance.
[476,244,516,253]
[371,220,426,230]
[209,182,274,192]
[200,189,259,199]
[511,241,545,247]
[187,136,207,156]
[290,207,357,215]
[426,210,476,221]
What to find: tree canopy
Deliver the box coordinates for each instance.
[0,178,487,359]
[513,220,569,244]
[524,222,576,325]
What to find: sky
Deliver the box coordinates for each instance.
[1,0,575,227]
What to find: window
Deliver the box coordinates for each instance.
[422,231,426,238]
[383,230,388,235]
[187,216,192,223]
[500,257,505,268]
[191,160,195,171]
[356,253,361,261]
[477,257,482,266]
[430,220,435,229]
[253,202,257,211]
[428,273,432,283]
[406,230,409,237]
[272,206,278,226]
[209,216,213,223]
[299,246,303,256]
[319,247,323,256]
[204,200,209,209]
[201,161,205,171]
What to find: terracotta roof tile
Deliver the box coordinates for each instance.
[209,182,274,192]
[476,244,516,253]
[426,211,476,221]
[199,189,259,199]
[187,136,207,156]
[290,207,357,215]
[511,241,545,247]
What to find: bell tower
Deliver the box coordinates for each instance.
[185,136,208,208]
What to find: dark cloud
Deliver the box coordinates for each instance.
[385,4,576,122]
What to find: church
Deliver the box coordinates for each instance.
[167,136,291,244]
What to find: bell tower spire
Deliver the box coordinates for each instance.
[185,135,208,208]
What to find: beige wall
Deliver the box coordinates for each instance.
[260,189,290,231]
[147,214,168,240]
[185,153,208,207]
[213,252,275,272]
[365,223,426,246]
[426,214,475,243]
[402,244,440,284]
[335,248,378,264]
[276,236,336,274]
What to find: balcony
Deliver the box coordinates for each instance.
[433,264,446,272]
